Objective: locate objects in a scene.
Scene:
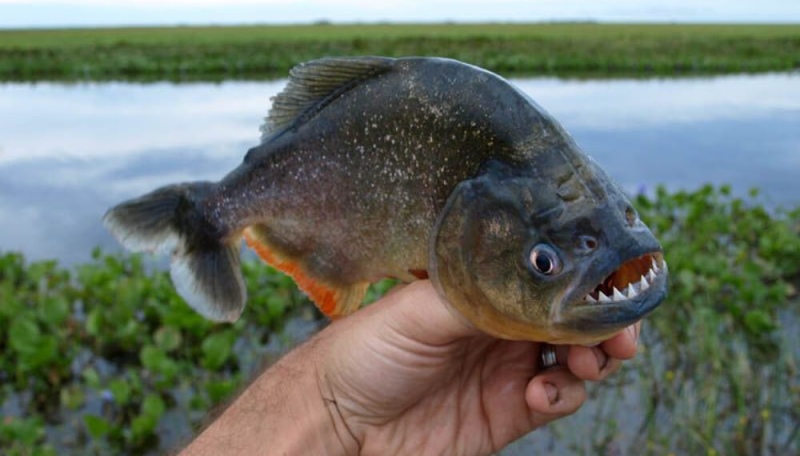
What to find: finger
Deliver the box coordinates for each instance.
[566,345,623,381]
[599,322,641,360]
[526,368,586,424]
[382,282,407,297]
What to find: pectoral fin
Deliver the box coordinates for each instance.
[243,226,368,318]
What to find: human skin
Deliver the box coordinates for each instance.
[181,281,640,456]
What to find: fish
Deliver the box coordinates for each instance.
[103,56,668,344]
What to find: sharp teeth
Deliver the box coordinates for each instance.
[639,276,650,291]
[598,291,612,303]
[612,287,626,301]
[626,283,637,299]
[585,294,597,303]
[648,269,657,282]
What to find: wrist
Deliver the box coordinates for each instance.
[180,335,358,456]
[287,336,361,455]
[312,345,362,455]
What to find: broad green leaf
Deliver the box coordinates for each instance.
[39,296,69,327]
[201,331,235,370]
[131,414,157,441]
[82,367,101,389]
[743,310,777,334]
[109,378,131,405]
[141,393,166,419]
[9,317,41,354]
[60,384,86,410]
[140,345,166,372]
[154,326,182,352]
[206,378,239,404]
[86,309,102,337]
[84,415,111,439]
[0,416,45,446]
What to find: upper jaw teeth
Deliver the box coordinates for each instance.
[583,257,665,304]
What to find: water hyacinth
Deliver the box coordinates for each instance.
[0,185,798,455]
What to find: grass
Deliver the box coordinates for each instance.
[1,185,799,455]
[1,23,799,81]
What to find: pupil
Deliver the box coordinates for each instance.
[535,254,552,273]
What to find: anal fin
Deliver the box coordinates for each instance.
[243,227,368,319]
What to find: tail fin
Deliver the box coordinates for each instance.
[102,183,246,322]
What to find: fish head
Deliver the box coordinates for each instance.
[430,158,667,344]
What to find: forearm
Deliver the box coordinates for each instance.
[180,335,357,456]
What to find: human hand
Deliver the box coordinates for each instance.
[314,280,640,455]
[181,280,640,456]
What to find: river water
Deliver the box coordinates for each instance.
[1,73,799,454]
[1,73,799,264]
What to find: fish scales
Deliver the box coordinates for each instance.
[104,57,668,343]
[213,60,544,281]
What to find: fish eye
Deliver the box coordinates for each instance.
[528,244,562,276]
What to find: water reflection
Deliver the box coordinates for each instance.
[0,74,798,264]
[514,74,800,205]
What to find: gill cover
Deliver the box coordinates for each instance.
[430,162,569,341]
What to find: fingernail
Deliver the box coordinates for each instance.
[544,382,558,405]
[594,349,609,372]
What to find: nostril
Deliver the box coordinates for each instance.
[578,235,598,252]
[625,206,637,227]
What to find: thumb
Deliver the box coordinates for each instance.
[370,280,483,345]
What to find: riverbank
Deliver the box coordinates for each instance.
[1,23,799,81]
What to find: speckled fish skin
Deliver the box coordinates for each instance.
[215,58,562,282]
[104,56,668,343]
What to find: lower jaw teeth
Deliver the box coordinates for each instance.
[583,259,666,304]
[612,287,626,300]
[585,277,652,303]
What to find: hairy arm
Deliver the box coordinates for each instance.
[180,336,354,456]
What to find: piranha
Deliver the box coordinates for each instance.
[104,56,667,344]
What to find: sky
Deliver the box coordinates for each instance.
[1,0,799,29]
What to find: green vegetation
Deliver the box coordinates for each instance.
[0,251,307,454]
[0,247,395,455]
[1,23,799,81]
[1,186,798,454]
[542,185,800,454]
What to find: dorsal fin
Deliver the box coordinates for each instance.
[260,56,395,141]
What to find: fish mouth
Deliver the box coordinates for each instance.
[563,251,668,331]
[583,252,666,304]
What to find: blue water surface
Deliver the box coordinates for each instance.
[0,73,798,264]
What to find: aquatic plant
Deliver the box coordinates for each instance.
[0,185,798,455]
[533,185,800,455]
[1,248,310,454]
